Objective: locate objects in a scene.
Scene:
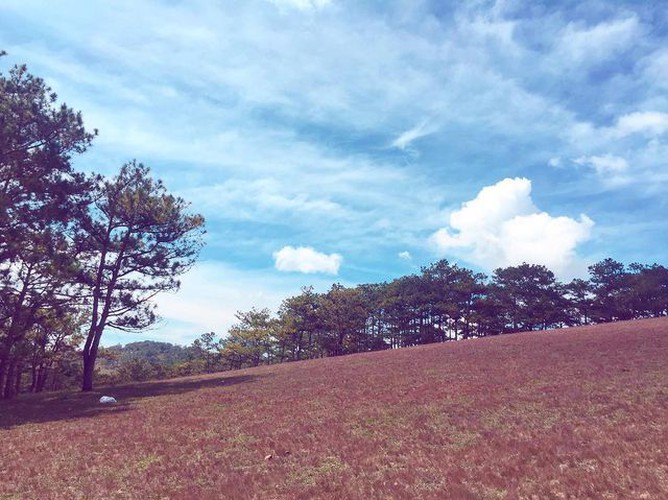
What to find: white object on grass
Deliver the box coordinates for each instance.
[99,396,117,404]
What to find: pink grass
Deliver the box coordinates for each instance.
[1,317,667,499]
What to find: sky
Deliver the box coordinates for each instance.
[1,0,667,345]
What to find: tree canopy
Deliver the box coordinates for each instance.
[78,161,205,391]
[0,54,205,398]
[0,54,96,398]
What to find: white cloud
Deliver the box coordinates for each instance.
[563,111,668,188]
[554,17,639,67]
[574,154,629,185]
[431,178,594,277]
[548,157,561,168]
[567,111,668,148]
[398,251,412,261]
[499,212,594,276]
[189,177,346,221]
[391,120,436,150]
[268,0,332,11]
[614,111,668,137]
[273,246,342,274]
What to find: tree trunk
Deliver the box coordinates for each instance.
[82,347,96,391]
[30,363,44,392]
[0,352,8,399]
[14,366,22,396]
[82,353,94,391]
[3,359,16,399]
[295,332,303,361]
[0,332,19,399]
[30,363,38,392]
[36,364,48,392]
[82,324,104,391]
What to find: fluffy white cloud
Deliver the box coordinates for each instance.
[614,111,668,137]
[273,246,342,274]
[432,178,594,277]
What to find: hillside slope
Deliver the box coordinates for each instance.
[2,318,667,499]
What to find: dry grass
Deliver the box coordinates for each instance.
[1,318,667,499]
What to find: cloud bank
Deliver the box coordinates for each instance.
[432,178,594,277]
[273,246,342,274]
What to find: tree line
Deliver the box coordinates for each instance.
[65,257,668,385]
[0,54,205,398]
[189,258,667,373]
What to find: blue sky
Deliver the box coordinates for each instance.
[2,0,667,345]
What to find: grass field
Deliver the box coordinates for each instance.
[1,318,667,499]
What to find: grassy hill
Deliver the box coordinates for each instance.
[1,318,667,499]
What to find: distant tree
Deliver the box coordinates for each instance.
[94,340,193,383]
[221,308,275,368]
[119,340,190,365]
[421,260,487,340]
[472,289,505,336]
[191,332,223,373]
[564,278,594,326]
[382,274,426,347]
[78,161,205,391]
[490,263,567,332]
[116,357,155,382]
[356,283,390,351]
[588,258,631,322]
[454,270,488,339]
[625,263,668,318]
[275,287,322,361]
[318,284,369,356]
